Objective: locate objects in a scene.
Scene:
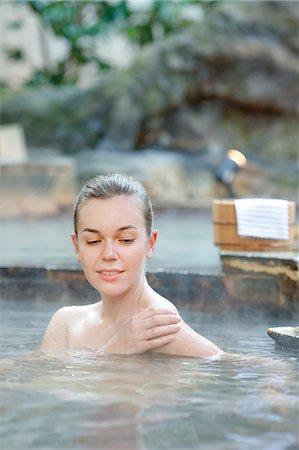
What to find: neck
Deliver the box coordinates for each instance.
[100,278,153,322]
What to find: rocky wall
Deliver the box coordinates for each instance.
[1,264,297,319]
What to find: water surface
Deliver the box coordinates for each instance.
[1,299,298,450]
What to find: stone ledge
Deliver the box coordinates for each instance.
[220,251,298,270]
[220,251,298,306]
[1,265,297,319]
[0,158,76,218]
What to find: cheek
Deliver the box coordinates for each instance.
[124,243,147,265]
[77,246,96,265]
[134,245,148,263]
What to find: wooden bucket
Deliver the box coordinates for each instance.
[213,199,296,251]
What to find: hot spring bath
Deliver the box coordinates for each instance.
[0,288,298,450]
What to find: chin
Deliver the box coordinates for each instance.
[90,281,130,298]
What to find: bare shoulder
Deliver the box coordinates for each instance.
[156,320,223,358]
[49,305,80,325]
[149,291,179,313]
[47,305,71,325]
[40,302,100,353]
[56,302,100,322]
[40,306,69,353]
[147,290,223,357]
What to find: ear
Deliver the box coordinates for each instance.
[71,233,81,261]
[146,230,158,260]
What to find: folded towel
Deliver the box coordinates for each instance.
[234,199,289,240]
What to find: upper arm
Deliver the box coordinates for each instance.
[40,307,68,354]
[154,321,223,358]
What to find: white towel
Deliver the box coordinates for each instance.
[234,199,289,240]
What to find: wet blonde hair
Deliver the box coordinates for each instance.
[73,173,154,236]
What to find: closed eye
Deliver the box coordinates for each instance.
[119,239,135,244]
[87,240,101,245]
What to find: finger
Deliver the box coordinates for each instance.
[137,307,180,320]
[144,313,181,329]
[143,333,177,351]
[145,323,180,340]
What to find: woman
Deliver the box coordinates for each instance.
[40,173,223,358]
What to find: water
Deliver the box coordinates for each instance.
[0,299,298,450]
[0,209,221,272]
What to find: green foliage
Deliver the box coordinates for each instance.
[5,48,24,61]
[17,0,217,86]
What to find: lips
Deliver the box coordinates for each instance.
[98,269,123,275]
[101,271,121,276]
[97,269,124,281]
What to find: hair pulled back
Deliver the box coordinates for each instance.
[73,173,154,237]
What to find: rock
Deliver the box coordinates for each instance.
[76,148,215,208]
[143,101,299,162]
[0,157,76,218]
[0,2,297,203]
[97,0,299,160]
[0,85,111,152]
[0,1,298,165]
[267,326,299,350]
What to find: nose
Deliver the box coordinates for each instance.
[102,239,118,261]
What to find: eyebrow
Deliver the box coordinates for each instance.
[81,225,137,234]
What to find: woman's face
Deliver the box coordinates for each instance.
[71,195,157,299]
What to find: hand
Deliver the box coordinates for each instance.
[97,307,181,355]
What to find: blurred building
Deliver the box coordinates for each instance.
[0,1,136,88]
